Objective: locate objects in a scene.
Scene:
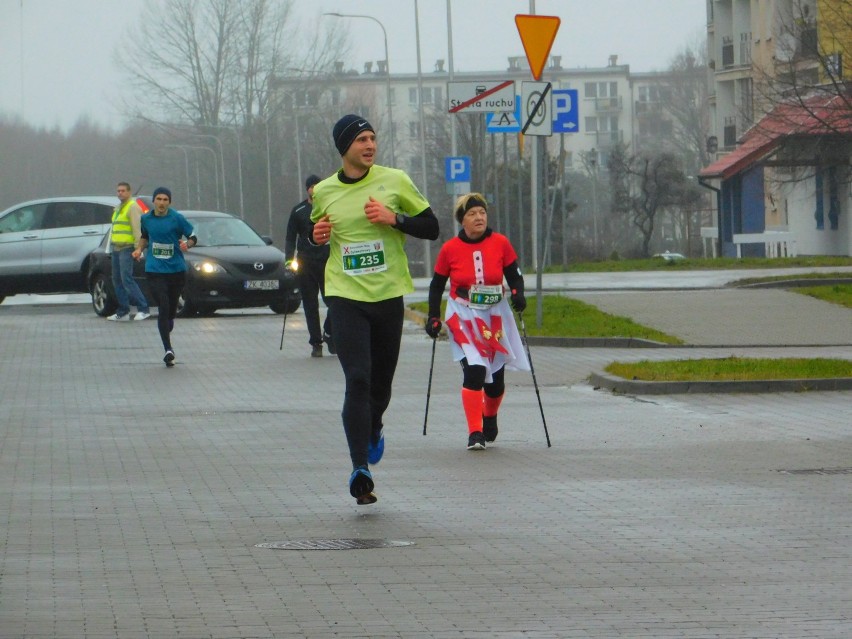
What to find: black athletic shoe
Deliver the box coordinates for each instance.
[323,333,336,355]
[349,466,377,504]
[483,415,498,443]
[163,350,176,367]
[311,345,323,358]
[467,431,486,450]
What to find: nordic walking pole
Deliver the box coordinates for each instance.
[518,311,551,447]
[423,337,437,435]
[278,309,288,350]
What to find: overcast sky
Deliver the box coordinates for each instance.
[0,0,706,131]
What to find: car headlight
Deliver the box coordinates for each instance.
[192,260,226,274]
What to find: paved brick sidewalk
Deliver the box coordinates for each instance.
[0,304,850,638]
[566,288,852,346]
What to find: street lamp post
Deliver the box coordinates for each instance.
[165,145,192,206]
[191,145,220,210]
[206,124,245,219]
[264,117,274,237]
[414,0,432,274]
[589,148,599,257]
[166,145,218,209]
[192,133,227,212]
[323,12,395,166]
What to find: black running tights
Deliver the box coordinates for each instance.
[147,271,186,352]
[327,296,404,469]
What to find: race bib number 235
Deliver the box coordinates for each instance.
[341,240,388,276]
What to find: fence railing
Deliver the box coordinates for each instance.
[732,231,797,258]
[701,228,797,258]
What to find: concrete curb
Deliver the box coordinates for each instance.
[406,307,852,394]
[736,277,852,289]
[589,370,852,394]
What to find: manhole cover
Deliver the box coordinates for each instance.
[255,539,414,550]
[776,467,852,475]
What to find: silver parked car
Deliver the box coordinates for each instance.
[0,196,123,305]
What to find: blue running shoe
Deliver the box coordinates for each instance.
[349,466,377,505]
[368,428,384,465]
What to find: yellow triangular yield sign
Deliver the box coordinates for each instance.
[515,14,561,81]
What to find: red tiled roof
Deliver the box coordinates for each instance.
[700,92,852,180]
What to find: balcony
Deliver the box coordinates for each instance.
[595,96,622,112]
[635,100,658,116]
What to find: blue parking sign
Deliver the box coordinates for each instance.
[552,89,579,133]
[445,156,471,182]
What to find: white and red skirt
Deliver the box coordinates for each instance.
[444,296,530,383]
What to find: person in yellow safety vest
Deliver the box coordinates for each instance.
[107,182,151,321]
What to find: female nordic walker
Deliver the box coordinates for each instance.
[310,114,439,504]
[425,192,529,450]
[132,187,197,367]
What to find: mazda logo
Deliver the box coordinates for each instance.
[253,262,264,271]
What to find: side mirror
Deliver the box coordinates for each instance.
[261,236,274,245]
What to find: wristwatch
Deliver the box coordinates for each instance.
[395,214,406,229]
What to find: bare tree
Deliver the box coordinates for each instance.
[663,43,712,175]
[609,145,702,257]
[117,0,238,126]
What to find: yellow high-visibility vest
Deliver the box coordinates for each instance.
[110,199,136,246]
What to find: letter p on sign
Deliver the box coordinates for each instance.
[445,156,471,182]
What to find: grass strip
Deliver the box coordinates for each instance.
[792,283,852,309]
[408,295,683,344]
[605,356,852,382]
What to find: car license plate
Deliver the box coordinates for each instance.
[245,279,279,290]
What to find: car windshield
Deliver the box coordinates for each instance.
[190,217,266,247]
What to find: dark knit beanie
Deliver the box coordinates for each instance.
[455,194,488,223]
[152,186,172,202]
[305,174,321,189]
[332,114,374,155]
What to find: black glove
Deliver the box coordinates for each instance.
[425,316,442,338]
[510,289,526,312]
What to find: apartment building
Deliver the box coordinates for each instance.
[272,54,693,184]
[701,0,851,257]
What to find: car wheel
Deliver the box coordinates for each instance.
[90,273,117,317]
[270,298,301,315]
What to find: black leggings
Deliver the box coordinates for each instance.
[327,296,404,469]
[147,271,186,351]
[297,258,331,347]
[460,358,505,397]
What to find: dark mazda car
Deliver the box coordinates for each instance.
[87,210,300,317]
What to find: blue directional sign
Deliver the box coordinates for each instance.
[445,156,471,182]
[552,89,579,133]
[486,95,522,133]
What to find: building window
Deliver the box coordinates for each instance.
[584,82,597,98]
[409,87,418,105]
